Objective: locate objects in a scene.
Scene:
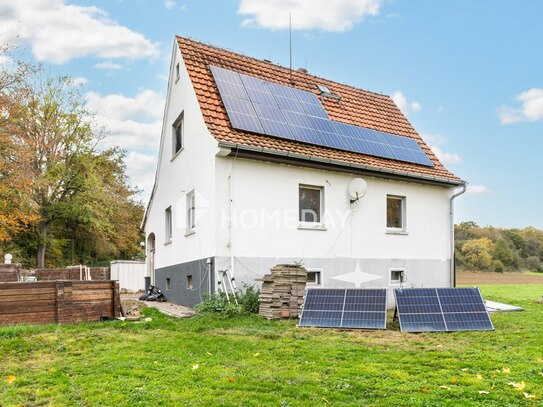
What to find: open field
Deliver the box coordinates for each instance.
[1,285,543,406]
[457,271,543,285]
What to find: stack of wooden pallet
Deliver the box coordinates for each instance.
[259,264,307,319]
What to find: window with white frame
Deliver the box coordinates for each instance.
[186,190,196,233]
[175,62,180,81]
[164,206,172,243]
[306,269,322,286]
[172,112,184,157]
[390,269,405,285]
[299,185,323,224]
[387,195,406,231]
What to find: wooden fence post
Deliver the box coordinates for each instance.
[55,281,64,323]
[112,281,121,318]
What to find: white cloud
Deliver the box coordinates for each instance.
[164,0,176,9]
[0,0,159,64]
[86,90,164,122]
[0,54,12,68]
[422,133,461,165]
[69,76,88,86]
[125,151,157,200]
[391,91,422,115]
[430,146,461,165]
[466,184,491,195]
[86,89,163,151]
[94,119,163,151]
[422,133,447,146]
[238,0,381,31]
[499,88,543,124]
[93,61,125,70]
[85,90,164,201]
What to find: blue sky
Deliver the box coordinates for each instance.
[1,0,542,229]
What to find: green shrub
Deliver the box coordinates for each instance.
[493,260,504,273]
[525,256,541,272]
[194,292,230,313]
[195,285,260,316]
[492,238,515,267]
[237,284,260,314]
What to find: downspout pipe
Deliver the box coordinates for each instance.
[450,183,467,287]
[228,174,235,279]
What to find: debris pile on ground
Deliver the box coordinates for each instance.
[121,300,143,321]
[259,264,307,319]
[139,285,166,302]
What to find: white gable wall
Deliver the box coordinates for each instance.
[144,44,218,273]
[213,156,453,300]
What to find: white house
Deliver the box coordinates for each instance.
[142,36,465,307]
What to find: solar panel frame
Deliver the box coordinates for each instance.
[399,313,448,332]
[210,65,244,86]
[246,87,279,107]
[210,65,435,167]
[299,288,387,330]
[252,104,287,123]
[437,287,494,331]
[293,88,323,106]
[239,73,270,91]
[299,101,329,119]
[259,119,294,139]
[288,125,325,145]
[394,288,494,333]
[227,112,264,135]
[214,81,250,100]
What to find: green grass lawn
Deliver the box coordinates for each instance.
[1,285,543,406]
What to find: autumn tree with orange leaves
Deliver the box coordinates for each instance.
[1,47,143,267]
[0,46,39,243]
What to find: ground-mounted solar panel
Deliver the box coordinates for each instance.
[394,288,494,333]
[210,65,434,167]
[299,288,387,329]
[437,288,494,331]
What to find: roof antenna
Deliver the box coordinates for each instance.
[289,11,292,83]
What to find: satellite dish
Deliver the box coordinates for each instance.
[348,178,367,203]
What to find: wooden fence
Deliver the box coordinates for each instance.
[0,280,120,326]
[34,267,110,281]
[0,264,21,283]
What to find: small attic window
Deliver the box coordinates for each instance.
[175,62,180,82]
[317,84,341,100]
[317,84,331,94]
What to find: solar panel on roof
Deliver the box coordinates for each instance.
[210,65,434,167]
[299,288,387,329]
[394,288,494,333]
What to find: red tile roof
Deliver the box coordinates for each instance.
[177,36,462,184]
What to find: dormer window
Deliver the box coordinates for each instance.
[172,112,184,158]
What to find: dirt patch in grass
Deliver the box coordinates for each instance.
[457,271,543,285]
